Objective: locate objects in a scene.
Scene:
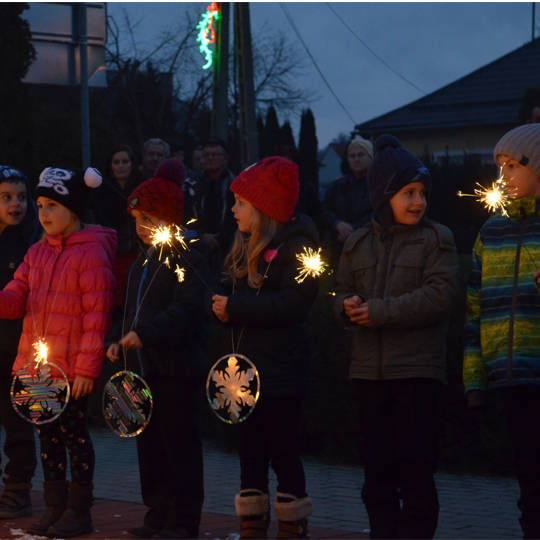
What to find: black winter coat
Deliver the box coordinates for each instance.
[320,173,372,231]
[90,173,142,255]
[0,183,40,359]
[113,239,209,382]
[211,214,319,397]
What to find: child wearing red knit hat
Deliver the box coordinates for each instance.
[106,167,208,539]
[211,156,319,538]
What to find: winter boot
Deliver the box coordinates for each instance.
[0,480,32,519]
[274,493,312,538]
[27,481,68,536]
[235,489,270,539]
[46,482,93,538]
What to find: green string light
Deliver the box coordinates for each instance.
[196,2,220,70]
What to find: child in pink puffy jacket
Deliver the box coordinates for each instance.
[0,167,116,538]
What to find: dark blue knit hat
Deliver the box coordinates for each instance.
[367,134,431,227]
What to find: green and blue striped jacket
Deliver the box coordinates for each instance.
[463,196,540,393]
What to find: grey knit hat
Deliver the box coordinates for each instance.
[348,136,374,159]
[494,123,540,176]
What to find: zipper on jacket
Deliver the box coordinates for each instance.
[507,221,525,381]
[377,233,393,380]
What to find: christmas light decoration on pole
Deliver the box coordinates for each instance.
[196,2,220,70]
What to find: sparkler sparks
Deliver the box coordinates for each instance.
[148,224,189,259]
[457,169,511,217]
[174,265,186,283]
[33,338,48,366]
[295,247,328,283]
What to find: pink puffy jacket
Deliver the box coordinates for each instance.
[0,225,117,381]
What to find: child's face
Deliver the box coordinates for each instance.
[231,194,258,234]
[389,181,427,226]
[131,209,168,245]
[498,154,540,199]
[0,181,27,229]
[37,196,80,237]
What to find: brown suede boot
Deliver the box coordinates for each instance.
[0,480,32,519]
[46,482,93,538]
[274,493,312,539]
[27,481,68,536]
[235,489,270,539]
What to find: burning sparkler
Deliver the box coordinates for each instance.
[457,168,512,217]
[33,338,48,367]
[147,223,190,260]
[295,247,328,283]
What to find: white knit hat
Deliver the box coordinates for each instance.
[494,123,540,177]
[348,136,374,159]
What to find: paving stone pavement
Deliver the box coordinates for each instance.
[2,426,522,538]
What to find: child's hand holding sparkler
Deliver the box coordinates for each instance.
[343,295,372,326]
[106,343,120,362]
[119,331,143,350]
[106,331,143,361]
[212,294,229,322]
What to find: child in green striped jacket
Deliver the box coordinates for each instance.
[463,123,540,538]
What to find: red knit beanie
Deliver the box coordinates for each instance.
[230,156,299,223]
[127,159,185,225]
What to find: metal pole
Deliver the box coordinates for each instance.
[213,3,229,140]
[533,2,536,41]
[78,3,90,169]
[234,3,259,167]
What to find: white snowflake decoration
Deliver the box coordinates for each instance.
[210,355,258,423]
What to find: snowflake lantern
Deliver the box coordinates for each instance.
[206,354,260,424]
[11,339,70,425]
[102,371,154,438]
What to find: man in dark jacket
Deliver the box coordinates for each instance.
[188,138,236,280]
[0,165,39,519]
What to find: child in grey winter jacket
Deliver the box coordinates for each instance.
[334,135,459,540]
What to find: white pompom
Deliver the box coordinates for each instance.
[84,167,102,188]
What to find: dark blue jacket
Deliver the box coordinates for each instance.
[0,179,40,359]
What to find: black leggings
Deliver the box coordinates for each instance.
[238,396,307,498]
[37,395,94,485]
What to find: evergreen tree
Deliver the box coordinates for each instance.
[256,115,264,160]
[0,3,35,168]
[276,120,297,163]
[297,109,320,221]
[261,106,280,157]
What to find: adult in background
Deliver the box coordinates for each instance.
[90,144,143,308]
[321,136,373,263]
[191,138,236,279]
[140,138,170,180]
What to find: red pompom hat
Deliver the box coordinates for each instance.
[230,156,299,223]
[127,158,185,225]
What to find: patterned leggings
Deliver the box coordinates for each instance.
[37,395,95,485]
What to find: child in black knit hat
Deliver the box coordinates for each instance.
[333,135,459,539]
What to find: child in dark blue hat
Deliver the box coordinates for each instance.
[334,135,459,539]
[0,165,39,520]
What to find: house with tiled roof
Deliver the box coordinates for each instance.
[355,37,540,164]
